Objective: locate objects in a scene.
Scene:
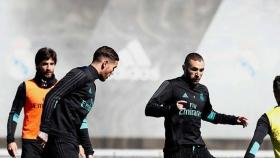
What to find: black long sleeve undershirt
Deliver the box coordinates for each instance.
[145,81,173,117]
[40,68,88,133]
[145,77,240,149]
[79,128,94,155]
[201,96,238,125]
[7,82,26,144]
[40,68,95,155]
[244,114,270,158]
[145,80,238,125]
[7,73,57,144]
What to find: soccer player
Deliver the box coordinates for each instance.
[145,52,248,158]
[38,46,119,158]
[244,76,280,158]
[7,47,57,158]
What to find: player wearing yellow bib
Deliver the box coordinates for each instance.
[244,76,280,158]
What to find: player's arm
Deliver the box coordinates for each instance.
[244,114,270,158]
[78,119,94,157]
[7,82,26,157]
[202,99,238,125]
[40,68,88,133]
[145,81,173,117]
[201,88,247,127]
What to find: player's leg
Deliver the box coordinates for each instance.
[55,141,79,158]
[21,139,43,158]
[42,137,79,158]
[196,146,215,158]
[164,147,193,158]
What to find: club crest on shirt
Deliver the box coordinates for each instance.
[200,93,205,102]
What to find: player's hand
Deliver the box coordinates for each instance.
[176,100,187,110]
[37,131,48,148]
[237,116,248,128]
[79,145,86,158]
[7,142,17,158]
[86,155,94,158]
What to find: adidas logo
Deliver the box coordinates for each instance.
[182,92,188,98]
[110,40,160,81]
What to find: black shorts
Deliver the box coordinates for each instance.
[42,137,79,158]
[21,139,43,158]
[164,146,215,158]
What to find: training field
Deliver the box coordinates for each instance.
[0,149,274,158]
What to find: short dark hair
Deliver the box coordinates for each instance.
[184,52,204,66]
[92,46,119,62]
[273,76,280,93]
[35,47,57,66]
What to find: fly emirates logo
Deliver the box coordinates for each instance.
[179,102,201,117]
[32,103,43,108]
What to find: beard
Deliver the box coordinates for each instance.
[98,74,106,82]
[37,68,54,79]
[44,72,53,78]
[184,72,199,86]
